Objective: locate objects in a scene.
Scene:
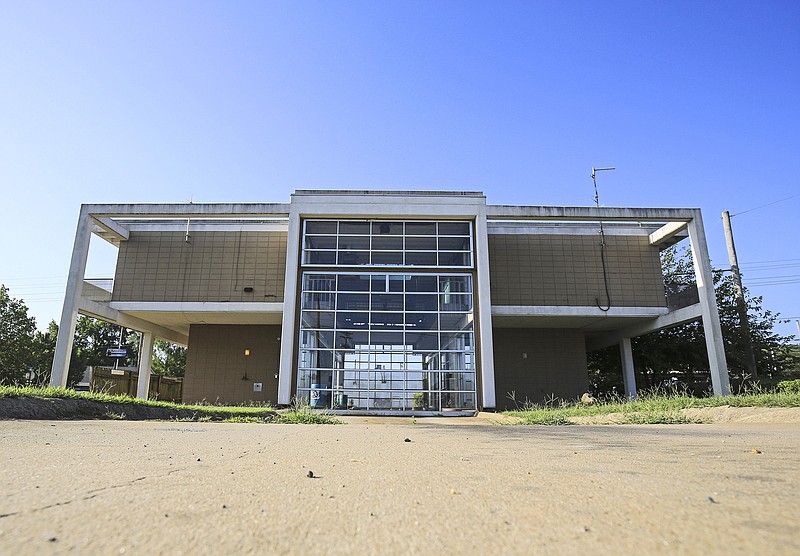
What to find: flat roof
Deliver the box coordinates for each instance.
[292,189,485,197]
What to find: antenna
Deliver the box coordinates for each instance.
[185,195,193,243]
[591,166,615,312]
[591,167,615,207]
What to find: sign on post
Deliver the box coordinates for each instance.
[106,348,128,358]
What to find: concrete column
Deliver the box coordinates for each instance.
[50,206,92,388]
[619,337,637,399]
[474,209,497,409]
[278,209,302,405]
[687,210,731,396]
[136,332,154,400]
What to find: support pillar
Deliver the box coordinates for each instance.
[136,332,154,400]
[278,210,301,405]
[619,337,637,399]
[50,207,92,387]
[474,209,496,409]
[688,210,731,396]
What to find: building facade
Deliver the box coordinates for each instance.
[51,191,730,412]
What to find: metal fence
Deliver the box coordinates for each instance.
[663,279,699,309]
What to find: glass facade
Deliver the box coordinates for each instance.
[297,220,476,411]
[303,220,473,268]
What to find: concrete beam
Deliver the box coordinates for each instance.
[649,221,689,247]
[620,338,637,399]
[108,301,284,314]
[51,208,92,387]
[83,203,291,218]
[91,216,129,242]
[586,304,703,351]
[278,211,302,405]
[687,211,731,396]
[474,209,496,409]
[492,305,669,318]
[79,299,188,345]
[137,332,154,400]
[486,205,695,222]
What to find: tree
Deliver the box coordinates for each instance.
[68,316,141,385]
[152,339,187,377]
[0,285,37,385]
[588,246,798,395]
[29,320,59,385]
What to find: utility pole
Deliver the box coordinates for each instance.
[722,210,758,378]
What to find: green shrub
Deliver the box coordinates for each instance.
[776,379,800,394]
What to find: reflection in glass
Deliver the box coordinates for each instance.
[305,221,337,234]
[405,313,438,330]
[338,251,370,265]
[405,294,438,312]
[306,251,336,265]
[339,221,370,234]
[372,252,403,265]
[439,313,472,331]
[405,222,436,235]
[299,270,475,411]
[335,312,369,330]
[406,275,438,292]
[405,252,437,266]
[305,236,337,250]
[372,222,403,235]
[372,236,403,250]
[371,294,404,311]
[337,275,370,291]
[405,236,436,250]
[438,222,470,235]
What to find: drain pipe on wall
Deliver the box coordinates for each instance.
[592,166,615,312]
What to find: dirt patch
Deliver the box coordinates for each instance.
[568,406,800,425]
[680,405,800,423]
[569,412,628,425]
[0,396,278,422]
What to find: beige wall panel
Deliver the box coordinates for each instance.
[493,328,588,409]
[183,324,281,405]
[488,234,665,307]
[112,231,287,302]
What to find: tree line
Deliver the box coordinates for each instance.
[587,247,799,395]
[0,285,186,387]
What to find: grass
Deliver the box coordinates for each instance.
[0,385,339,424]
[503,387,800,425]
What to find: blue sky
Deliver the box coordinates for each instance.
[1,0,798,339]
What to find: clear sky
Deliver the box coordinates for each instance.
[1,0,798,340]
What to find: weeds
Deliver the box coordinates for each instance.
[0,386,337,424]
[504,388,800,425]
[278,397,340,425]
[102,411,126,420]
[223,416,271,423]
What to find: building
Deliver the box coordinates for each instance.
[50,190,730,412]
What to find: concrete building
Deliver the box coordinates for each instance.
[50,190,730,412]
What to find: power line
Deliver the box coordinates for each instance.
[731,192,800,217]
[740,258,800,264]
[0,275,67,282]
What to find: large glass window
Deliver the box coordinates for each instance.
[303,220,474,268]
[297,273,476,411]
